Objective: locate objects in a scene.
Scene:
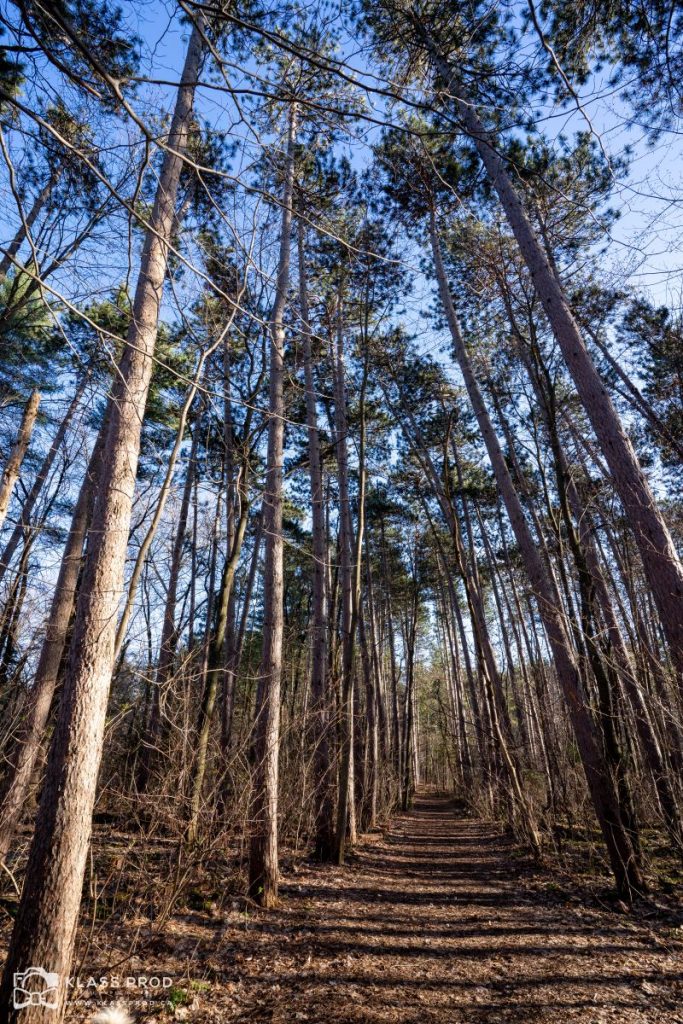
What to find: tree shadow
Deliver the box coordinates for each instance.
[212,794,680,1022]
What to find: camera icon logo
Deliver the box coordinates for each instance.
[13,966,60,1009]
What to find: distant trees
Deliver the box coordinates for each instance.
[0,0,681,1018]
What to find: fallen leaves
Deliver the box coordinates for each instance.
[19,795,676,1024]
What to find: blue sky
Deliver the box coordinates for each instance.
[1,0,681,652]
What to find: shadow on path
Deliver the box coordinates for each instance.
[202,793,683,1023]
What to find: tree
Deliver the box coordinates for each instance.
[366,0,683,684]
[248,97,299,907]
[0,12,207,1018]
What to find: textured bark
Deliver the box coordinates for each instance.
[0,425,101,864]
[0,390,41,533]
[534,377,642,858]
[248,102,298,907]
[425,40,683,682]
[515,322,681,846]
[297,219,334,860]
[350,352,370,843]
[0,22,205,1020]
[332,301,357,864]
[350,356,370,843]
[429,211,644,897]
[0,374,87,587]
[136,418,199,794]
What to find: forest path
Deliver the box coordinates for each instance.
[144,793,682,1023]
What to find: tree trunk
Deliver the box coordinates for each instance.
[333,298,357,865]
[187,466,249,844]
[0,535,32,687]
[428,210,644,898]
[0,22,205,1020]
[113,353,216,660]
[248,102,298,907]
[358,601,379,829]
[401,583,419,810]
[380,516,401,782]
[0,423,103,863]
[515,320,681,846]
[297,218,334,859]
[395,395,534,842]
[136,415,200,794]
[0,390,41,533]
[425,41,683,681]
[0,374,87,587]
[219,341,237,757]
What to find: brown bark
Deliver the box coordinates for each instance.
[333,298,357,864]
[297,218,334,859]
[424,39,683,682]
[248,102,298,907]
[0,390,41,533]
[0,425,101,864]
[428,210,644,897]
[517,321,681,846]
[401,577,419,810]
[0,21,205,1020]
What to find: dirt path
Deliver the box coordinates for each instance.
[69,794,682,1022]
[197,794,680,1024]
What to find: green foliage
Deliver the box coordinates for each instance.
[57,289,197,465]
[0,266,59,401]
[166,985,190,1010]
[18,0,140,103]
[0,27,24,102]
[360,0,511,100]
[619,297,683,467]
[538,0,683,129]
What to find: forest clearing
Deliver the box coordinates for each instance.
[0,0,682,1021]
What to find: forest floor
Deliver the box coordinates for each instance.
[44,792,681,1023]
